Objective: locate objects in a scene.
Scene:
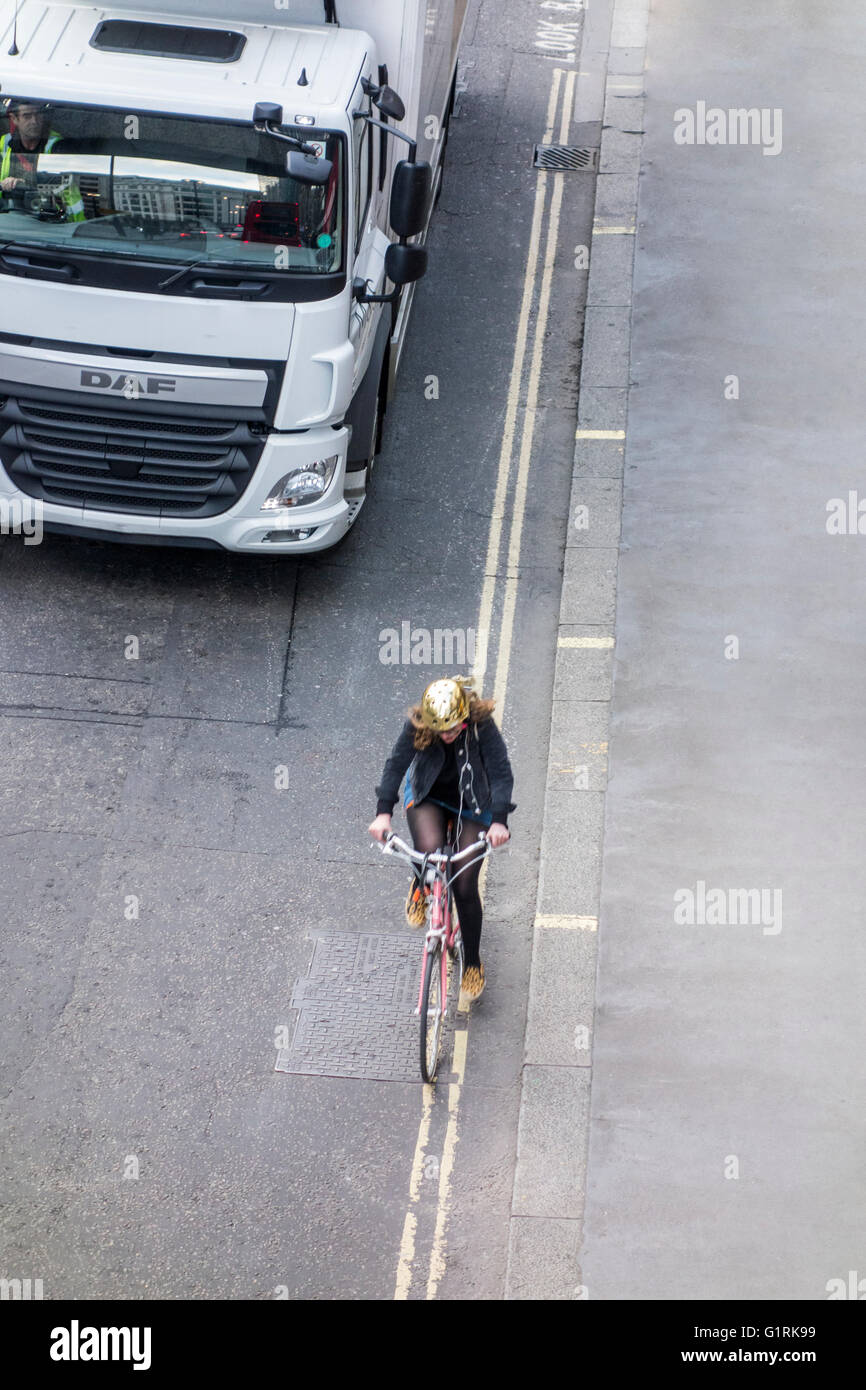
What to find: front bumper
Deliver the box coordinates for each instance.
[0,427,357,553]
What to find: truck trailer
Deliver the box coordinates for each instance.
[0,0,467,550]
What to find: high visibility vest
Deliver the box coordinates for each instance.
[0,131,85,220]
[59,181,85,221]
[0,129,62,180]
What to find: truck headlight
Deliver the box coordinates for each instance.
[262,456,339,508]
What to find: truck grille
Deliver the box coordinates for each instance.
[0,396,265,517]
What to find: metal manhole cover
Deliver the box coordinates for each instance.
[533,144,598,171]
[275,932,461,1083]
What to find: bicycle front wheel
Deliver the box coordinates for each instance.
[420,941,444,1083]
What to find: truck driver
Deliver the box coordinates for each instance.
[0,98,84,219]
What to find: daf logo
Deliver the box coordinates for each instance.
[80,370,177,395]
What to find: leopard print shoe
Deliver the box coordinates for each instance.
[460,962,486,1001]
[405,881,429,927]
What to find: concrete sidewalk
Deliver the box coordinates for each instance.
[508,0,866,1299]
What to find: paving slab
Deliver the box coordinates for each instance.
[505,1217,583,1300]
[524,925,598,1067]
[560,547,619,625]
[581,307,632,388]
[511,1066,591,1219]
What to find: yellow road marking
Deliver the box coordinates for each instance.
[558,636,615,648]
[430,68,576,1300]
[395,65,576,1303]
[426,1030,467,1299]
[393,1082,435,1299]
[592,225,634,235]
[492,68,577,716]
[471,68,563,689]
[575,429,625,439]
[535,914,598,931]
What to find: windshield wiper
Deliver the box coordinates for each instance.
[157,259,210,291]
[157,260,270,298]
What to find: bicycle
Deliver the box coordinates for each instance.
[376,828,490,1082]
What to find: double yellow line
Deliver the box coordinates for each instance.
[393,65,577,1301]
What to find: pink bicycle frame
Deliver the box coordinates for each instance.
[377,831,485,1021]
[415,874,458,1014]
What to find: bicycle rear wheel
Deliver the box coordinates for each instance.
[420,940,444,1083]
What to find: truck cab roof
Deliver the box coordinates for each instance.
[1,3,371,124]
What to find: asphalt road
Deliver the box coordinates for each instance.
[0,0,593,1299]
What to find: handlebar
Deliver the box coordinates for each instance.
[376,830,489,869]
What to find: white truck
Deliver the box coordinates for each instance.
[0,0,466,550]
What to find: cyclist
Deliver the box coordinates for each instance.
[369,676,515,1001]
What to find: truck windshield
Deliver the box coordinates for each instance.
[0,101,343,277]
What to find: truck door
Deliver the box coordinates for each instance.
[348,74,382,387]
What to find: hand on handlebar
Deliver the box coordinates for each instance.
[486,822,510,848]
[368,812,392,843]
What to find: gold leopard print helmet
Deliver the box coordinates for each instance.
[420,676,472,732]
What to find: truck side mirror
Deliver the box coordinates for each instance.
[287,149,332,186]
[254,101,284,127]
[362,77,406,121]
[389,160,431,238]
[385,241,427,287]
[375,86,405,121]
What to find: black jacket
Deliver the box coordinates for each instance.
[376,717,516,825]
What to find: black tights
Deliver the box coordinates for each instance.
[406,802,487,967]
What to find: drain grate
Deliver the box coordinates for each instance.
[275,931,461,1083]
[533,144,598,171]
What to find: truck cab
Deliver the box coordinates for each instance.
[0,1,464,550]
